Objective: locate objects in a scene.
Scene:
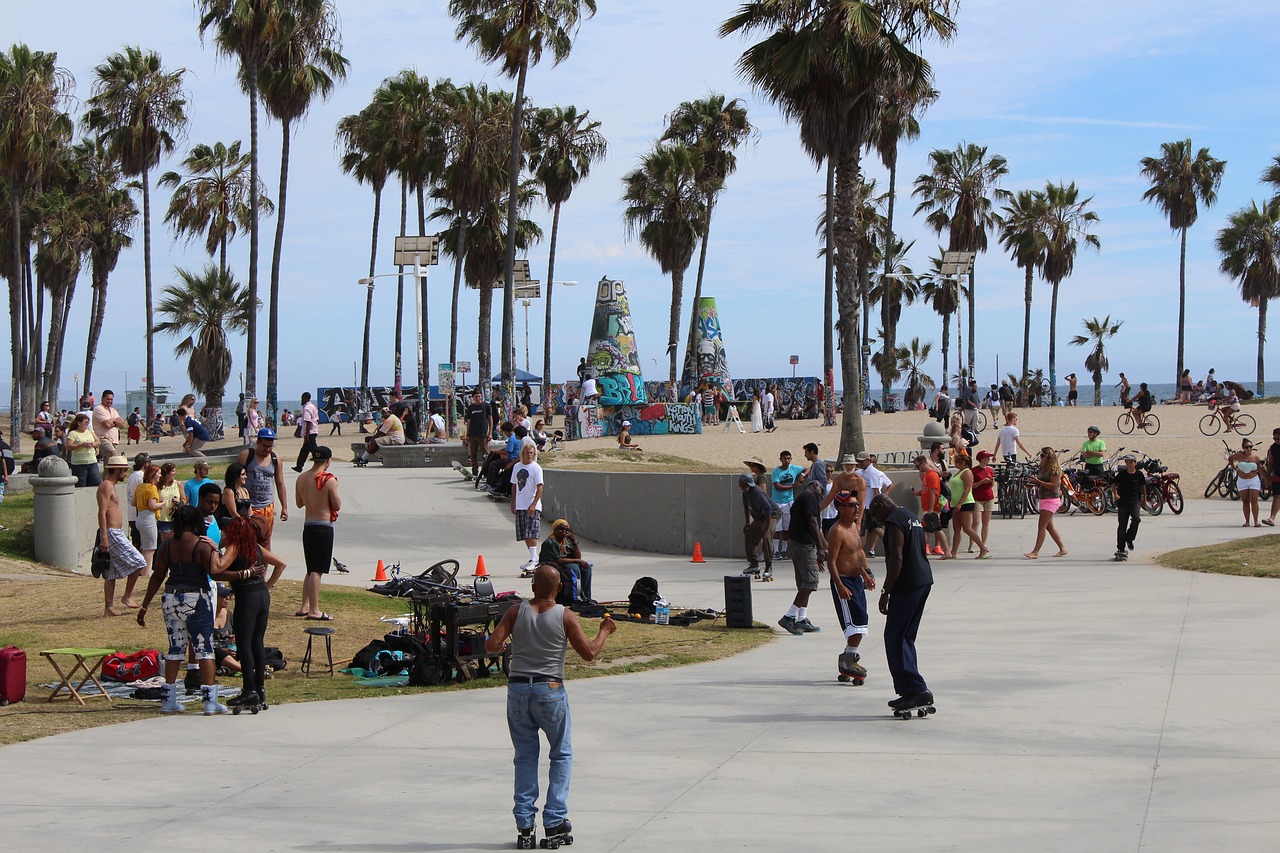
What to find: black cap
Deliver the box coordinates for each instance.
[312,445,333,461]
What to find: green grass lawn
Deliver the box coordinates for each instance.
[1158,533,1280,578]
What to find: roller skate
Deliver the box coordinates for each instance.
[540,820,573,849]
[837,651,867,685]
[890,690,936,719]
[516,826,537,849]
[741,564,762,579]
[230,689,265,715]
[759,568,774,582]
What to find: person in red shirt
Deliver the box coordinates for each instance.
[972,450,997,549]
[911,454,949,557]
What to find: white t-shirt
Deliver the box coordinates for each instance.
[126,469,143,523]
[763,392,775,417]
[429,413,446,433]
[859,464,891,508]
[511,461,544,512]
[581,378,597,399]
[996,425,1021,457]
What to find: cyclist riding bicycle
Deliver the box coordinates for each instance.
[1220,389,1242,432]
[1130,383,1153,428]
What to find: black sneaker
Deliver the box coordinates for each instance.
[796,618,822,633]
[777,615,802,635]
[1126,539,1135,552]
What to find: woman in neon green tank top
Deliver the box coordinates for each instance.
[948,455,989,559]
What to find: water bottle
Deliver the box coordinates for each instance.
[654,599,670,626]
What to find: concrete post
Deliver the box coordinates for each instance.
[31,456,79,571]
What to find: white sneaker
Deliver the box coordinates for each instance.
[520,560,537,572]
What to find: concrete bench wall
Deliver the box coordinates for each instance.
[349,441,469,468]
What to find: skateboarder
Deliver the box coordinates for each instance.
[1111,453,1144,559]
[827,490,876,683]
[868,494,935,714]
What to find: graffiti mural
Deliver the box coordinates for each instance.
[730,377,822,420]
[316,386,407,423]
[579,404,603,439]
[599,403,702,436]
[678,296,732,398]
[586,278,648,405]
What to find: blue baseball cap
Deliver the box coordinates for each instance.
[257,427,276,440]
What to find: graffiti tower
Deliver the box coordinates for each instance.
[680,296,733,396]
[586,278,648,406]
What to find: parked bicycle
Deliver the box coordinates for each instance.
[1057,450,1108,515]
[1198,399,1255,437]
[1205,439,1272,501]
[995,459,1030,519]
[1116,407,1160,436]
[1131,451,1184,516]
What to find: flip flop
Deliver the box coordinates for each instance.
[1263,519,1275,527]
[294,611,308,617]
[305,613,334,621]
[975,553,991,560]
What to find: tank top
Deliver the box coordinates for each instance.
[162,538,213,590]
[245,451,276,508]
[883,507,934,589]
[508,601,566,680]
[949,470,974,508]
[1237,461,1258,475]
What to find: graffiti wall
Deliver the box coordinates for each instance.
[678,296,732,398]
[586,278,648,406]
[579,404,603,438]
[730,377,822,420]
[599,403,702,436]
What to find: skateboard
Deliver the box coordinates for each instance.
[891,693,936,719]
[520,566,536,578]
[837,652,867,686]
[451,460,475,480]
[1113,550,1128,562]
[352,458,368,467]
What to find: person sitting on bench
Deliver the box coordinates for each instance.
[539,519,595,604]
[359,407,405,464]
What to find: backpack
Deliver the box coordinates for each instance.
[628,576,660,618]
[102,649,160,682]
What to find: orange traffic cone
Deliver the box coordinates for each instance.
[474,555,488,577]
[690,542,705,563]
[372,559,388,582]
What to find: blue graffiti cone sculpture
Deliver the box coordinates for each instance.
[680,296,733,398]
[586,278,648,405]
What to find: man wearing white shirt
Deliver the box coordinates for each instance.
[992,412,1031,463]
[762,386,777,432]
[510,443,545,573]
[856,452,893,557]
[293,391,320,472]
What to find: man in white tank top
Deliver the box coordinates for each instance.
[485,565,616,846]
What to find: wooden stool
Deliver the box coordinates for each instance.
[40,648,116,705]
[301,627,335,678]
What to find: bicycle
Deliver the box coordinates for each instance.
[1133,454,1183,516]
[995,460,1029,519]
[1116,407,1160,436]
[1058,451,1108,515]
[1198,400,1255,437]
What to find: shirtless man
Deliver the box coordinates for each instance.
[295,445,341,621]
[96,455,147,616]
[827,490,876,683]
[820,454,867,526]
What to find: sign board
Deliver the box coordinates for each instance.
[393,235,440,267]
[491,259,531,288]
[789,355,799,366]
[438,363,455,396]
[515,283,541,300]
[456,360,471,374]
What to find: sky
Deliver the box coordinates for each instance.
[6,0,1280,405]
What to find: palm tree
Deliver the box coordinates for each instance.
[621,142,705,389]
[528,104,607,395]
[1041,181,1101,400]
[158,140,273,277]
[85,46,188,421]
[1139,139,1226,384]
[337,101,393,410]
[257,1,346,424]
[75,137,138,395]
[661,94,754,389]
[912,141,1011,377]
[1215,199,1280,396]
[197,0,285,400]
[1069,315,1123,406]
[921,265,962,389]
[449,0,598,399]
[33,174,89,407]
[0,44,73,445]
[869,238,919,400]
[998,189,1049,383]
[871,82,936,405]
[722,0,956,455]
[894,336,935,408]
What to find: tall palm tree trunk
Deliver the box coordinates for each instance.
[417,186,428,420]
[8,184,22,451]
[1258,299,1267,397]
[881,158,897,407]
[823,159,835,427]
[84,264,106,393]
[967,269,975,376]
[1020,265,1033,383]
[360,187,381,408]
[941,314,950,390]
[246,58,260,400]
[448,216,469,432]
[394,177,406,396]
[542,201,561,404]
[1177,225,1187,385]
[142,169,155,420]
[1048,281,1061,401]
[41,285,67,405]
[682,197,714,389]
[477,271,493,399]
[667,268,684,390]
[500,60,529,407]
[833,149,865,457]
[266,118,292,428]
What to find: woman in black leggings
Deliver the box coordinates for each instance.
[216,514,286,707]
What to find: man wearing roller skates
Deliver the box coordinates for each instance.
[739,473,775,579]
[827,490,875,684]
[486,564,616,849]
[869,494,935,716]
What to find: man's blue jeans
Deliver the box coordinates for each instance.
[506,681,572,829]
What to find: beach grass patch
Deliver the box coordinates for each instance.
[1158,534,1280,578]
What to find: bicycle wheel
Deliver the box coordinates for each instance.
[1083,488,1106,515]
[976,409,989,432]
[1117,412,1135,435]
[1205,470,1225,498]
[1199,414,1221,436]
[1142,484,1164,515]
[1166,481,1184,514]
[1235,413,1256,436]
[1141,413,1160,435]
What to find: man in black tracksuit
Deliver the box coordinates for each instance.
[1112,454,1145,556]
[871,494,934,711]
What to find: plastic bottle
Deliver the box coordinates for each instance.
[654,599,670,626]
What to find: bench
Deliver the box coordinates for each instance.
[348,441,470,469]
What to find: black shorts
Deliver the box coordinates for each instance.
[302,523,334,574]
[1067,390,1078,401]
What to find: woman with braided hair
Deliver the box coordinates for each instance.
[215,514,286,708]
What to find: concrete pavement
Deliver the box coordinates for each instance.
[3,466,1279,852]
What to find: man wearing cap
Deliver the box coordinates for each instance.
[238,428,288,548]
[539,520,595,603]
[779,479,826,635]
[739,471,776,579]
[97,455,147,616]
[617,420,641,451]
[23,427,57,472]
[870,493,935,713]
[801,442,827,488]
[92,389,128,461]
[856,452,894,557]
[770,451,805,560]
[1111,454,1145,558]
[1081,426,1106,476]
[827,489,876,683]
[296,445,340,620]
[125,452,151,548]
[183,459,215,507]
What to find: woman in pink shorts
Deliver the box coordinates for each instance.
[1025,447,1068,559]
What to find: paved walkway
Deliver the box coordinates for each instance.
[3,467,1279,852]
